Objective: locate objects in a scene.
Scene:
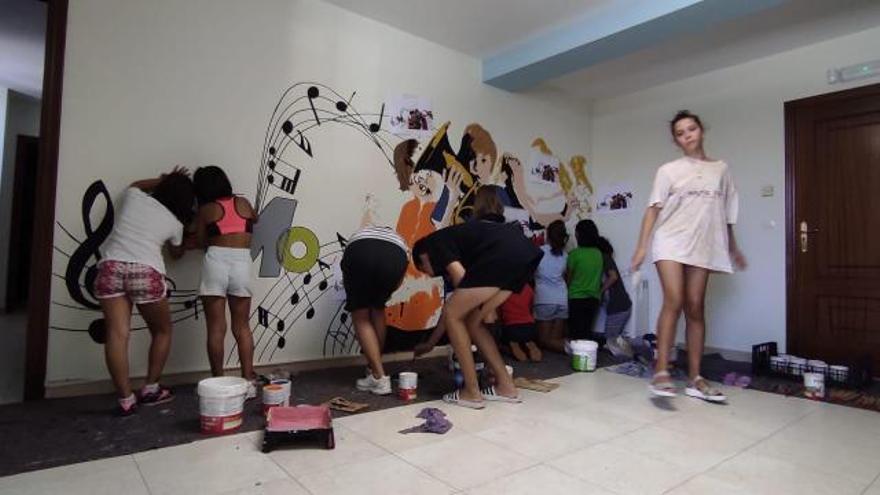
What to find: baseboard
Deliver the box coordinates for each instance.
[45,347,449,399]
[702,345,751,363]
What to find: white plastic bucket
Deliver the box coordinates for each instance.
[198,377,248,434]
[263,379,291,413]
[398,372,418,401]
[571,340,598,372]
[803,372,825,400]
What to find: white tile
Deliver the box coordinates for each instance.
[218,478,310,495]
[295,454,454,495]
[481,389,581,419]
[542,369,646,403]
[432,400,522,434]
[0,456,149,495]
[338,401,468,453]
[133,433,288,495]
[465,464,614,495]
[587,389,699,424]
[664,474,752,495]
[398,434,536,490]
[606,424,753,471]
[540,404,648,442]
[548,444,694,495]
[476,416,599,461]
[749,423,880,485]
[707,451,866,495]
[269,424,387,478]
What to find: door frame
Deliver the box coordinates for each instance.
[784,82,880,355]
[24,0,69,401]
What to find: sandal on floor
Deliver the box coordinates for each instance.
[685,376,727,403]
[648,370,677,398]
[443,390,485,410]
[481,386,522,403]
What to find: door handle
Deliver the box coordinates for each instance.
[799,221,819,253]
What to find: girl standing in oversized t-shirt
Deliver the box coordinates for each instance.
[631,110,747,402]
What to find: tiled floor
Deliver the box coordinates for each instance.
[2,369,880,494]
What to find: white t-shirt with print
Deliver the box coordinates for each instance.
[100,187,184,275]
[648,157,739,273]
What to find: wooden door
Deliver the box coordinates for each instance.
[6,135,39,311]
[786,83,880,372]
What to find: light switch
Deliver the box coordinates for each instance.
[761,185,774,197]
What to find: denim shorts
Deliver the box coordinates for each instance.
[534,303,568,321]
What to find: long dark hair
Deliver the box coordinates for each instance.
[193,165,233,206]
[597,236,614,256]
[152,172,195,224]
[547,220,567,256]
[574,219,599,248]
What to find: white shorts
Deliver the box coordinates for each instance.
[199,246,253,298]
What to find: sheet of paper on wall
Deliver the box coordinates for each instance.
[594,182,636,215]
[388,94,434,138]
[330,259,346,302]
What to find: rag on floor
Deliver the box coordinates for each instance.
[399,407,453,435]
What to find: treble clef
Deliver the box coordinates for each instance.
[65,180,114,310]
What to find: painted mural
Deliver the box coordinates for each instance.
[51,81,593,369]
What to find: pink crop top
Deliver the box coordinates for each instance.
[207,197,253,236]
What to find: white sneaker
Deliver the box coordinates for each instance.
[356,373,392,395]
[607,336,634,358]
[246,380,258,400]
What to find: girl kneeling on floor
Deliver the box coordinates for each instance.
[413,186,543,409]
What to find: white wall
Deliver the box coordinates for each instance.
[590,25,880,353]
[0,90,41,310]
[48,0,591,385]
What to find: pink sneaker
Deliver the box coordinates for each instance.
[139,386,174,406]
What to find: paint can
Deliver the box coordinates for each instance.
[398,372,418,401]
[198,377,248,434]
[803,372,825,400]
[571,340,598,372]
[263,379,291,414]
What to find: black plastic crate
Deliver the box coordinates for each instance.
[750,341,872,390]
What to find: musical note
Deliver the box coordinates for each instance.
[88,318,107,344]
[307,307,316,319]
[278,336,286,349]
[291,291,300,306]
[336,91,356,112]
[258,306,269,327]
[65,180,114,309]
[294,130,313,157]
[304,272,312,285]
[269,146,276,156]
[276,320,285,332]
[340,312,348,323]
[369,103,385,133]
[267,164,302,196]
[307,86,320,125]
[336,232,348,248]
[281,120,293,135]
[317,259,330,291]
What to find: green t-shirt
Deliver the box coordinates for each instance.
[566,247,603,299]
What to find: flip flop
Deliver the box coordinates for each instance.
[481,386,522,403]
[685,376,727,403]
[443,390,485,410]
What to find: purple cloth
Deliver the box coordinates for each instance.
[399,408,453,435]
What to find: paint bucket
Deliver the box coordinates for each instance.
[829,365,849,383]
[571,340,598,372]
[770,355,788,373]
[198,377,248,434]
[398,372,418,401]
[803,372,825,400]
[808,360,828,374]
[788,356,807,376]
[263,379,291,414]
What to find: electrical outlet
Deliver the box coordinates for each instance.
[761,185,774,197]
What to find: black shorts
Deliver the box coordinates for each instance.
[502,323,537,343]
[341,239,408,312]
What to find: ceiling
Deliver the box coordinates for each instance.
[324,0,880,101]
[0,0,46,98]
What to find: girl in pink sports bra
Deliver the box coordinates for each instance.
[193,166,260,397]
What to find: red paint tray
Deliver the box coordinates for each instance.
[262,405,334,452]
